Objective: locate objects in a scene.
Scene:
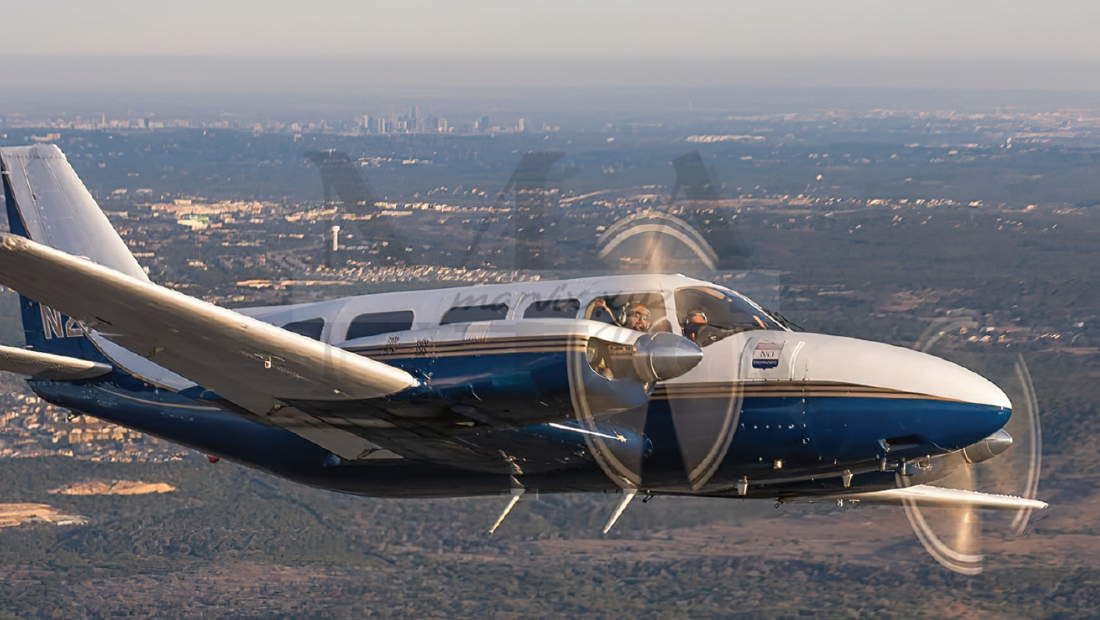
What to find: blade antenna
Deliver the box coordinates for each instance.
[602,487,638,534]
[488,478,526,535]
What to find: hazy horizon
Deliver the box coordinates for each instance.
[7,56,1100,97]
[4,0,1100,97]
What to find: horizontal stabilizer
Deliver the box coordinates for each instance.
[0,234,418,417]
[817,484,1047,511]
[0,343,111,380]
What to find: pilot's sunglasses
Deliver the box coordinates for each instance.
[627,311,650,320]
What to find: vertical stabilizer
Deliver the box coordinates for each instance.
[1,144,148,281]
[1,144,143,360]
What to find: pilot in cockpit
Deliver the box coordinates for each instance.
[683,306,761,346]
[619,302,651,332]
[683,309,708,342]
[684,308,734,346]
[586,299,650,331]
[586,298,669,333]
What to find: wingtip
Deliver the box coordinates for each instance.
[0,233,22,250]
[0,233,38,254]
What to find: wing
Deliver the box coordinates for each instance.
[0,233,419,423]
[805,484,1047,511]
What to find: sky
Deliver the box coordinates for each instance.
[4,0,1100,60]
[2,1,1100,92]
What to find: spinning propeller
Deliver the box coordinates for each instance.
[900,319,1044,574]
[570,151,751,514]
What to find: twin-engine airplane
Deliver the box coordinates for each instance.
[0,145,1044,572]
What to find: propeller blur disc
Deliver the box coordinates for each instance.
[901,319,1044,574]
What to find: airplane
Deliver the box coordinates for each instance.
[0,145,1044,571]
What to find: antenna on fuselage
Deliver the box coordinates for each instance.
[602,487,638,534]
[486,476,526,535]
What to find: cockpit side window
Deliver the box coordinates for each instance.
[282,318,325,341]
[675,287,780,347]
[583,293,668,333]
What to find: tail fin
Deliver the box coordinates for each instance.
[1,145,147,280]
[1,144,143,360]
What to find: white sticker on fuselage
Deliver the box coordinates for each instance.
[751,341,785,370]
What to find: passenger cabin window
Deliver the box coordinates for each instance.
[345,310,414,341]
[440,303,509,325]
[675,287,781,347]
[524,299,580,319]
[282,318,325,341]
[583,293,671,333]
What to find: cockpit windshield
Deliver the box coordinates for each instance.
[675,286,782,346]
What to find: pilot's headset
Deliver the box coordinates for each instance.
[684,309,708,341]
[685,309,707,324]
[619,301,650,326]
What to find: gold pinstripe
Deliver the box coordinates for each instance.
[346,335,962,403]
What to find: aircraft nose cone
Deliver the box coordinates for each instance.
[633,332,704,382]
[796,333,1013,456]
[799,333,1012,409]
